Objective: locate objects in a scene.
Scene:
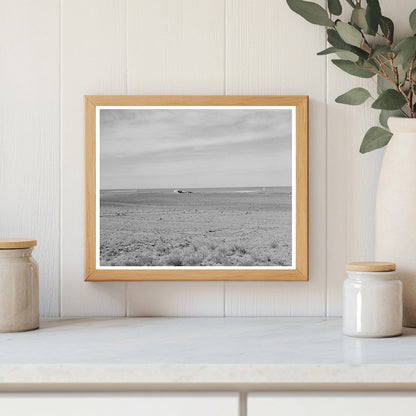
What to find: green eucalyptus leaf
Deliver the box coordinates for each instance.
[371,46,392,58]
[372,89,406,110]
[378,66,405,87]
[360,127,392,153]
[287,0,334,27]
[328,0,342,16]
[317,46,358,61]
[394,36,416,70]
[379,110,402,129]
[377,75,393,94]
[351,7,369,32]
[332,59,375,78]
[335,87,371,105]
[394,36,416,52]
[366,0,382,35]
[410,9,416,32]
[317,47,338,55]
[380,16,394,44]
[370,46,392,70]
[362,59,379,71]
[327,29,348,48]
[335,50,359,62]
[382,65,401,85]
[351,46,369,60]
[327,29,369,59]
[336,21,363,47]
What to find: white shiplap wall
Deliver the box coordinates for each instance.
[1,0,413,317]
[61,0,127,316]
[0,0,60,316]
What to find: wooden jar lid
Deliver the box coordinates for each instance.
[0,239,37,249]
[346,261,396,272]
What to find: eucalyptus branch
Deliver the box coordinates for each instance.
[374,56,385,73]
[377,25,393,48]
[362,37,373,53]
[409,56,416,117]
[397,83,412,117]
[375,57,396,83]
[360,66,383,77]
[391,59,400,86]
[287,0,416,152]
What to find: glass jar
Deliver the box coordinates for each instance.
[343,262,402,338]
[0,239,39,332]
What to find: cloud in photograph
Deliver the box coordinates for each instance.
[100,108,292,189]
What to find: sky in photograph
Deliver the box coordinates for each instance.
[100,108,292,189]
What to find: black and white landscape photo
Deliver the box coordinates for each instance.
[98,107,294,268]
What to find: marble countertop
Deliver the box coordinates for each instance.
[1,317,416,388]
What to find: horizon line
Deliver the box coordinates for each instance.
[100,185,292,191]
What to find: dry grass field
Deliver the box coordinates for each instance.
[100,187,292,267]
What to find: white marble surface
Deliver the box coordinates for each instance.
[1,317,416,387]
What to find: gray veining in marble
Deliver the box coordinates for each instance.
[0,317,416,385]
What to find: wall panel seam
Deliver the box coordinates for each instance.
[224,0,227,97]
[323,0,329,318]
[59,0,63,317]
[324,27,328,318]
[125,0,129,98]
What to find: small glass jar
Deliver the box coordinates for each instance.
[0,239,39,332]
[343,262,402,338]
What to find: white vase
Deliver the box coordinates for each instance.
[376,117,416,327]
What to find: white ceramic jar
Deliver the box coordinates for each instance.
[0,239,39,332]
[343,262,402,338]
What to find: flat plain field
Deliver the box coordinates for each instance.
[100,187,292,267]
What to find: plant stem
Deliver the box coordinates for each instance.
[362,36,372,54]
[376,57,399,89]
[370,55,413,118]
[409,56,416,117]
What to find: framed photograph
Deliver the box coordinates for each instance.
[85,96,308,281]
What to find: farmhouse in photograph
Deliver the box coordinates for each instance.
[173,189,192,194]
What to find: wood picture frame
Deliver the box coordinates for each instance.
[85,96,308,281]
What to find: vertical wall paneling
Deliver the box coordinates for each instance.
[127,282,225,317]
[126,0,226,95]
[326,0,416,316]
[125,0,226,316]
[0,1,60,317]
[6,0,411,316]
[224,0,327,315]
[61,0,127,316]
